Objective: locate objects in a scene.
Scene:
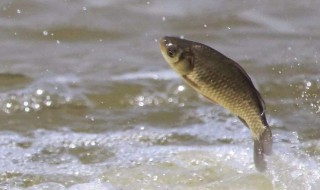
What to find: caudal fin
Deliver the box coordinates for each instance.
[253,126,272,172]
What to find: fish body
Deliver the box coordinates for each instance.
[159,36,272,171]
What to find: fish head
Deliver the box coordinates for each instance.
[160,36,194,75]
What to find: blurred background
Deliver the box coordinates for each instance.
[0,0,319,189]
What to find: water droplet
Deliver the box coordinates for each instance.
[33,104,40,110]
[153,175,158,181]
[82,6,87,11]
[162,16,166,21]
[23,101,29,107]
[6,103,12,108]
[177,85,185,92]
[146,1,150,5]
[178,102,185,107]
[45,100,52,106]
[56,40,60,44]
[180,35,184,39]
[227,26,231,30]
[42,30,48,36]
[17,9,21,14]
[36,89,44,95]
[306,81,312,87]
[136,96,145,102]
[204,24,207,28]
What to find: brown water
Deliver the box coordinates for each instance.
[0,0,320,189]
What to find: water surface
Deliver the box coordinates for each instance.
[0,0,320,189]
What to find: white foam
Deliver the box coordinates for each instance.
[111,70,177,81]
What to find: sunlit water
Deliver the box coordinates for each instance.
[0,0,320,190]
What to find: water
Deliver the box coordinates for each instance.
[0,0,319,189]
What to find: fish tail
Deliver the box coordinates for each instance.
[253,125,272,172]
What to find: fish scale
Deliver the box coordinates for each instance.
[190,65,258,117]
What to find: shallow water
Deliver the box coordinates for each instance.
[0,0,320,189]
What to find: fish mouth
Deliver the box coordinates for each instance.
[159,37,168,52]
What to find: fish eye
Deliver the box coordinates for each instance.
[167,47,176,58]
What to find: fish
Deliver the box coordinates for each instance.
[159,36,272,172]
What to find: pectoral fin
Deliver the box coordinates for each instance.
[237,116,249,128]
[202,94,218,104]
[182,75,199,89]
